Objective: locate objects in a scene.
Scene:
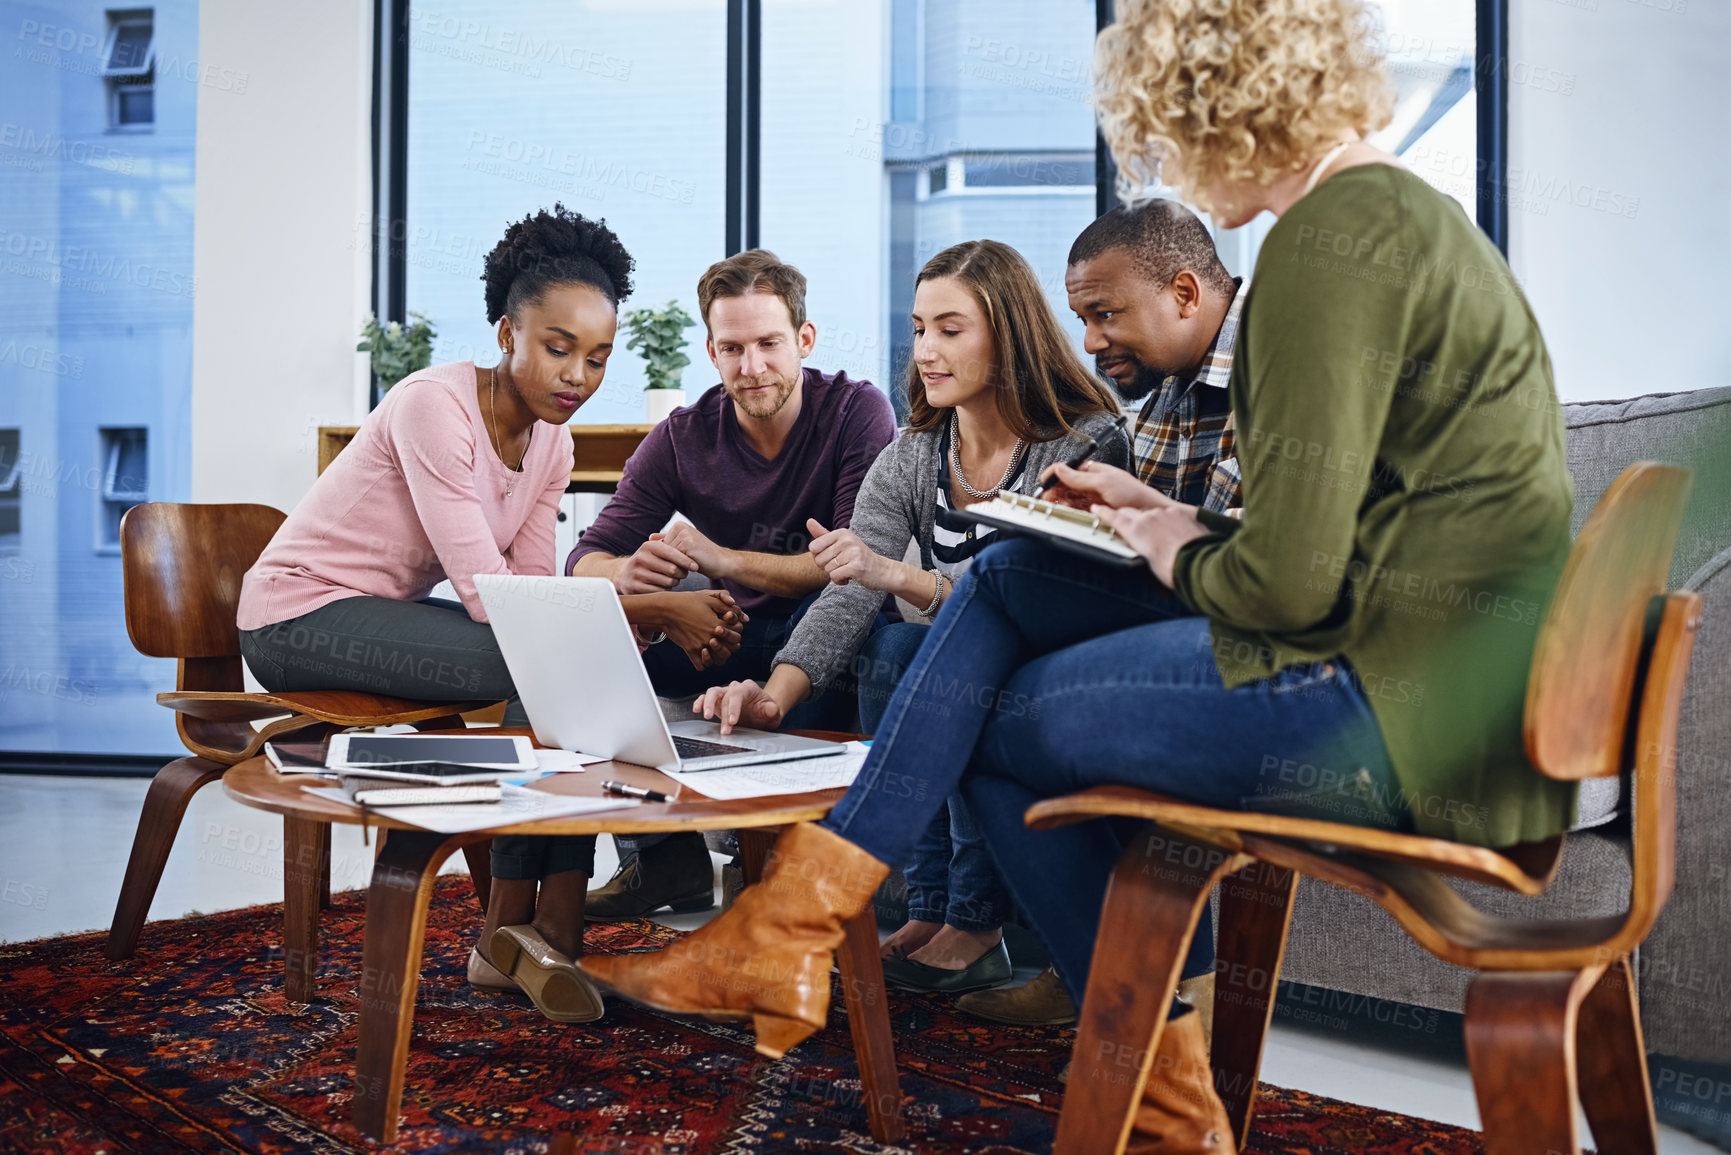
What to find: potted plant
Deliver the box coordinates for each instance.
[356,311,437,402]
[623,299,696,423]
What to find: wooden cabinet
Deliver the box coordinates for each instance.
[316,424,651,491]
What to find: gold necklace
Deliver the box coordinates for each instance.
[489,367,531,497]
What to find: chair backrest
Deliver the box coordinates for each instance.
[120,502,286,660]
[1524,462,1692,780]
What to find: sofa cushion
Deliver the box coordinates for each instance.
[1565,386,1731,587]
[1276,829,1632,1013]
[1563,386,1731,829]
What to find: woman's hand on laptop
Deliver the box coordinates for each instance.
[693,679,785,735]
[656,590,748,671]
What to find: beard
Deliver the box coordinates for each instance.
[727,371,799,419]
[1098,355,1167,406]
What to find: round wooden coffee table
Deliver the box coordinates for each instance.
[221,730,902,1144]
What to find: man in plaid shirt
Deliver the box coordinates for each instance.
[954,198,1244,1031]
[1062,199,1245,516]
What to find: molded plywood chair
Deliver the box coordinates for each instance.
[108,502,495,992]
[1033,462,1697,1155]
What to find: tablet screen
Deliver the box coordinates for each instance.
[341,735,527,767]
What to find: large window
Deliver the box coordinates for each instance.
[760,0,1099,411]
[0,0,195,758]
[1206,1,1488,280]
[395,1,1498,421]
[403,0,728,425]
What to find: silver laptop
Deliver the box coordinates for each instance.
[474,573,843,772]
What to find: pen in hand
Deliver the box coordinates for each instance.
[601,780,670,804]
[1037,413,1129,493]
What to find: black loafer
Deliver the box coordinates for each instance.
[881,938,1012,994]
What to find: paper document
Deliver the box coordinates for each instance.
[661,742,870,801]
[534,749,610,773]
[301,782,638,834]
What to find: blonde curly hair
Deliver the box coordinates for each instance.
[1095,0,1394,210]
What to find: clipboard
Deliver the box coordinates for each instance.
[954,490,1147,568]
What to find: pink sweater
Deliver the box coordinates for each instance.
[238,361,574,630]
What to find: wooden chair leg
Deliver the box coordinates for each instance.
[1576,956,1658,1155]
[106,757,228,960]
[1055,827,1250,1155]
[1465,968,1598,1155]
[836,907,906,1143]
[462,840,493,914]
[283,815,324,1002]
[1210,861,1297,1148]
[352,827,466,1143]
[318,821,333,910]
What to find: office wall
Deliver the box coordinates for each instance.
[1509,0,1730,402]
[190,0,372,511]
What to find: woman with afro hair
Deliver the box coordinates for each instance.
[238,205,746,1023]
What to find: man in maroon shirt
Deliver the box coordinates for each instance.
[568,250,897,917]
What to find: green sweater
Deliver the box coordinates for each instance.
[1172,165,1576,848]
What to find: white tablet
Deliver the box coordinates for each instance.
[326,733,537,773]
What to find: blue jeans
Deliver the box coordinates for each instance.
[622,586,879,858]
[823,538,1408,1010]
[859,622,1013,933]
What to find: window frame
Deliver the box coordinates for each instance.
[0,429,21,553]
[95,427,149,554]
[103,10,157,131]
[101,10,156,78]
[370,0,1510,327]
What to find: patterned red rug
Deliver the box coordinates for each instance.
[0,875,1486,1154]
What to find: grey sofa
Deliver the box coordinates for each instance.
[1279,386,1731,1064]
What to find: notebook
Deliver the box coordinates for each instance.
[953,490,1145,567]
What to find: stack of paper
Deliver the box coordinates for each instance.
[302,782,638,834]
[659,742,871,801]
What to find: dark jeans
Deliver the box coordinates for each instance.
[240,596,588,883]
[239,595,525,723]
[622,586,868,858]
[822,538,1409,1011]
[859,622,1012,933]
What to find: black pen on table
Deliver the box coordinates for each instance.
[601,780,671,804]
[1036,413,1129,493]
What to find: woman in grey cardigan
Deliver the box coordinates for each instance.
[691,239,1128,992]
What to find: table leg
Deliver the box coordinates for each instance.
[351,828,466,1143]
[736,826,778,884]
[739,826,901,1140]
[836,907,906,1143]
[283,815,324,1003]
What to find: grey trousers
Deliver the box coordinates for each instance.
[240,595,595,881]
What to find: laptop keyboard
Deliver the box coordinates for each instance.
[673,734,754,759]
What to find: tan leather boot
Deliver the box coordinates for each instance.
[1176,972,1215,1053]
[956,966,1078,1025]
[579,823,889,1058]
[1124,1011,1235,1153]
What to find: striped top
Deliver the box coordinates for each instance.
[931,430,1034,579]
